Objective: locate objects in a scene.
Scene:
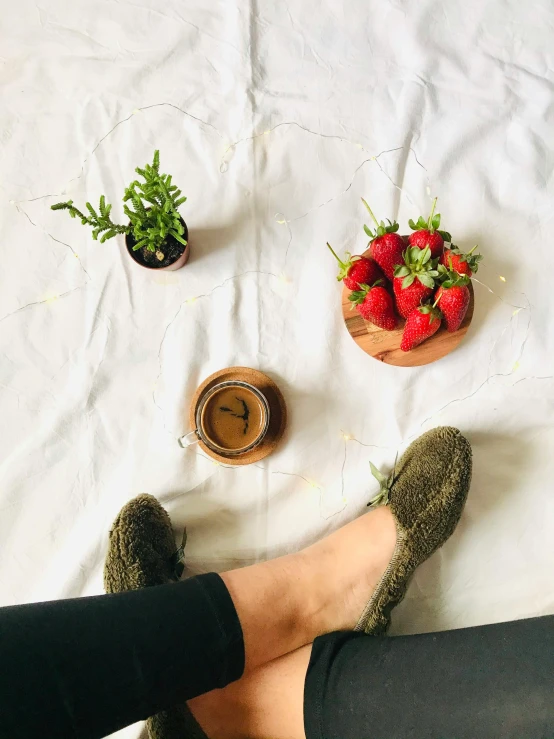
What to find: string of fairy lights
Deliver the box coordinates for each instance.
[5,102,541,519]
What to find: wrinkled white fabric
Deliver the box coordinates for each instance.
[1,1,553,736]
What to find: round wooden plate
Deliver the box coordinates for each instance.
[189,367,287,465]
[342,248,475,367]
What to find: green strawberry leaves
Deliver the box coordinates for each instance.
[327,242,362,281]
[408,216,428,231]
[437,262,470,289]
[409,197,450,237]
[449,244,483,273]
[348,280,383,307]
[364,219,399,239]
[418,273,436,289]
[395,245,439,290]
[361,198,399,240]
[418,303,442,323]
[394,265,410,278]
[417,246,431,265]
[348,285,370,306]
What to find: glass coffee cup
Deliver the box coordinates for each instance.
[179,381,271,456]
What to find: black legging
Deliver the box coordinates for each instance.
[0,573,552,739]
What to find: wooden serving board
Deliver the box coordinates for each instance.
[341,250,474,367]
[189,367,287,465]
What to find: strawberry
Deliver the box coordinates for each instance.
[408,197,451,258]
[349,281,397,331]
[401,304,442,352]
[361,198,405,279]
[441,244,482,277]
[435,265,471,332]
[327,243,384,290]
[393,245,439,318]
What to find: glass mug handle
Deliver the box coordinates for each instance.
[178,430,200,448]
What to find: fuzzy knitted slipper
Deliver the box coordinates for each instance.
[104,494,184,593]
[104,494,207,739]
[355,426,472,634]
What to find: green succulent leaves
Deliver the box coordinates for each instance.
[394,246,439,290]
[124,153,187,253]
[51,150,187,255]
[50,196,127,242]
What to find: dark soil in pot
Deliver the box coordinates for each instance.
[126,218,189,269]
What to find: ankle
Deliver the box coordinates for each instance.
[288,548,336,639]
[221,552,320,670]
[300,506,398,633]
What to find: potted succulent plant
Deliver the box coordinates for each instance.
[51,150,189,270]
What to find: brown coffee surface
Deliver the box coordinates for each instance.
[202,386,264,451]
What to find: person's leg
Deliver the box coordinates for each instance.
[0,506,396,739]
[189,615,554,739]
[1,425,471,739]
[135,425,473,739]
[188,646,310,739]
[221,504,396,671]
[0,574,243,739]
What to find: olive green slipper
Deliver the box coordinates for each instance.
[356,426,472,635]
[147,704,208,739]
[104,494,185,593]
[104,494,208,739]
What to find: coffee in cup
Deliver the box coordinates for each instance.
[181,381,270,456]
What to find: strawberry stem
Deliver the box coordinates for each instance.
[326,242,346,269]
[427,197,437,230]
[433,293,441,309]
[468,244,478,255]
[361,198,379,228]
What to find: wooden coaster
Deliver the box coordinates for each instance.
[342,248,475,367]
[189,367,287,465]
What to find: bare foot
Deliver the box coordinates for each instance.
[191,508,397,739]
[299,505,397,635]
[221,505,397,672]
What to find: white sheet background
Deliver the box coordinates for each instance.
[2,1,554,736]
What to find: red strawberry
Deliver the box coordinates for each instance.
[435,266,471,332]
[361,198,405,279]
[401,304,442,352]
[441,245,482,277]
[348,281,397,331]
[393,246,439,318]
[408,197,451,259]
[327,243,384,290]
[408,229,444,258]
